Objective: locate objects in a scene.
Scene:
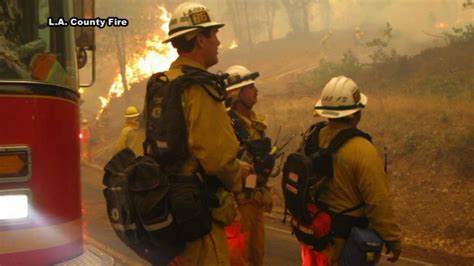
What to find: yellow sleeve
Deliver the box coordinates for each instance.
[183,84,243,192]
[351,138,401,241]
[113,127,132,154]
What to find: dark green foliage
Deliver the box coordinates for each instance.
[311,50,362,89]
[366,22,395,64]
[442,24,474,44]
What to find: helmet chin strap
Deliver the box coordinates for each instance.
[232,99,253,117]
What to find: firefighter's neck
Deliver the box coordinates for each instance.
[125,118,139,127]
[233,100,252,118]
[328,117,360,129]
[180,52,211,69]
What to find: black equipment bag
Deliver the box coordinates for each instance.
[103,149,183,265]
[282,121,372,250]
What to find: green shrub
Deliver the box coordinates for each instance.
[417,70,469,97]
[311,50,362,88]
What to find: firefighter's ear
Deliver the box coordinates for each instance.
[195,33,206,48]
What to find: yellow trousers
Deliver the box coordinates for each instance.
[238,202,265,266]
[176,222,230,266]
[300,238,346,266]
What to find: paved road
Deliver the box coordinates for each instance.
[81,164,443,265]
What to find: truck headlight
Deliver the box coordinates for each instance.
[0,189,31,221]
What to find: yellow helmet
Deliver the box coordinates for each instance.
[163,2,224,43]
[124,106,140,118]
[224,65,259,93]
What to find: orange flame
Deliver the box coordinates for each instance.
[96,6,178,120]
[434,22,448,29]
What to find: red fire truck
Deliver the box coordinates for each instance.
[0,0,95,264]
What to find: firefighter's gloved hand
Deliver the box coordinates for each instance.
[211,189,237,226]
[385,240,401,262]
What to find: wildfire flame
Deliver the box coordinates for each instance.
[96,6,178,120]
[434,22,448,29]
[228,40,238,49]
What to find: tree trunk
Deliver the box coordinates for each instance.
[319,0,331,30]
[243,0,253,49]
[227,0,243,43]
[302,1,309,33]
[281,0,302,34]
[113,28,129,99]
[264,0,276,41]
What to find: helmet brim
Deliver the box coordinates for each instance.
[163,22,225,43]
[124,113,140,118]
[226,80,256,92]
[314,93,367,118]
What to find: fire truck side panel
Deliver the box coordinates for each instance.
[0,85,83,264]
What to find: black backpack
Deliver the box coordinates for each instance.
[103,148,183,265]
[282,121,372,250]
[102,66,227,265]
[145,65,227,168]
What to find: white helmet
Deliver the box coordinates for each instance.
[224,65,259,92]
[163,2,224,43]
[314,76,367,118]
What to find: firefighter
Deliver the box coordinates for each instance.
[113,106,140,154]
[156,2,252,265]
[354,26,365,45]
[124,113,146,156]
[300,76,401,265]
[224,65,274,266]
[320,30,333,47]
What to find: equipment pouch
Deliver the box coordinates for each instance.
[103,150,184,265]
[103,149,147,248]
[127,156,184,250]
[168,174,213,242]
[340,227,384,266]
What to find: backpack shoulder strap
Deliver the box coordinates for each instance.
[174,65,226,102]
[228,109,251,144]
[325,127,372,154]
[324,128,371,214]
[303,121,327,156]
